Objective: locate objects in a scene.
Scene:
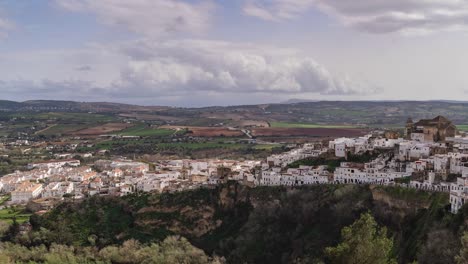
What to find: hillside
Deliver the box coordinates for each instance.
[3,100,468,128]
[5,183,466,264]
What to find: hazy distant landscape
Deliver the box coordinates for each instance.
[4,100,468,132]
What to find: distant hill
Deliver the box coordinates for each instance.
[0,100,170,113]
[3,99,468,127]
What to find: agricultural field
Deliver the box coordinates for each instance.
[251,127,369,138]
[456,124,468,131]
[119,124,176,137]
[0,206,31,224]
[163,126,244,137]
[73,123,133,135]
[269,122,359,129]
[36,124,91,136]
[10,112,117,123]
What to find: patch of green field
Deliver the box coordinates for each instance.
[0,195,10,205]
[457,125,468,131]
[0,207,31,224]
[156,142,245,150]
[253,144,282,150]
[270,122,357,129]
[120,124,174,137]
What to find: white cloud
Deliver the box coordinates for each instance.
[243,0,314,21]
[0,9,13,39]
[114,39,378,96]
[244,0,468,34]
[0,39,378,105]
[55,0,215,37]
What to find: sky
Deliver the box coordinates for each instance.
[1,0,468,107]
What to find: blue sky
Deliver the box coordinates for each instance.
[1,0,468,106]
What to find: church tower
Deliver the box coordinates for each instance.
[405,117,413,139]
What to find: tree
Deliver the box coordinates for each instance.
[325,212,396,264]
[417,229,459,264]
[456,231,468,264]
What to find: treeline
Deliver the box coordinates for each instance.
[0,236,221,264]
[288,150,389,171]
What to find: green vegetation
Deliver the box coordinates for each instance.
[75,138,284,160]
[456,232,468,264]
[325,212,396,264]
[288,157,345,172]
[0,206,31,224]
[287,151,383,172]
[395,176,411,184]
[0,236,221,264]
[119,124,175,137]
[11,112,116,123]
[0,195,10,205]
[457,125,468,131]
[2,183,455,263]
[270,121,358,128]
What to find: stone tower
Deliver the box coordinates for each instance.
[405,117,413,139]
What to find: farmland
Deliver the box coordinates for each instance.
[9,112,116,123]
[163,126,244,137]
[119,124,176,137]
[251,127,369,138]
[73,123,133,136]
[0,206,31,224]
[37,124,91,135]
[269,122,359,129]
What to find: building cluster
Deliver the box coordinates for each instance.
[261,116,468,214]
[2,115,468,214]
[0,157,260,209]
[266,144,326,167]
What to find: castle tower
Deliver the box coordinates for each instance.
[405,117,413,139]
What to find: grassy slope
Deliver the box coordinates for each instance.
[119,124,174,137]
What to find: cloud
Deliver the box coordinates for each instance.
[243,0,314,21]
[55,0,214,37]
[113,39,379,96]
[0,39,379,105]
[244,0,468,34]
[0,9,13,39]
[75,65,92,71]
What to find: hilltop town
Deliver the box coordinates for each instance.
[1,115,468,218]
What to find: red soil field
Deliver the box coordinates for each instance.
[73,123,133,135]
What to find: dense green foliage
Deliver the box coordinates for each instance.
[0,236,221,264]
[288,157,345,171]
[325,212,396,264]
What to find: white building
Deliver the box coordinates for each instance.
[28,159,80,169]
[42,182,74,198]
[11,182,43,203]
[334,162,409,185]
[450,177,468,213]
